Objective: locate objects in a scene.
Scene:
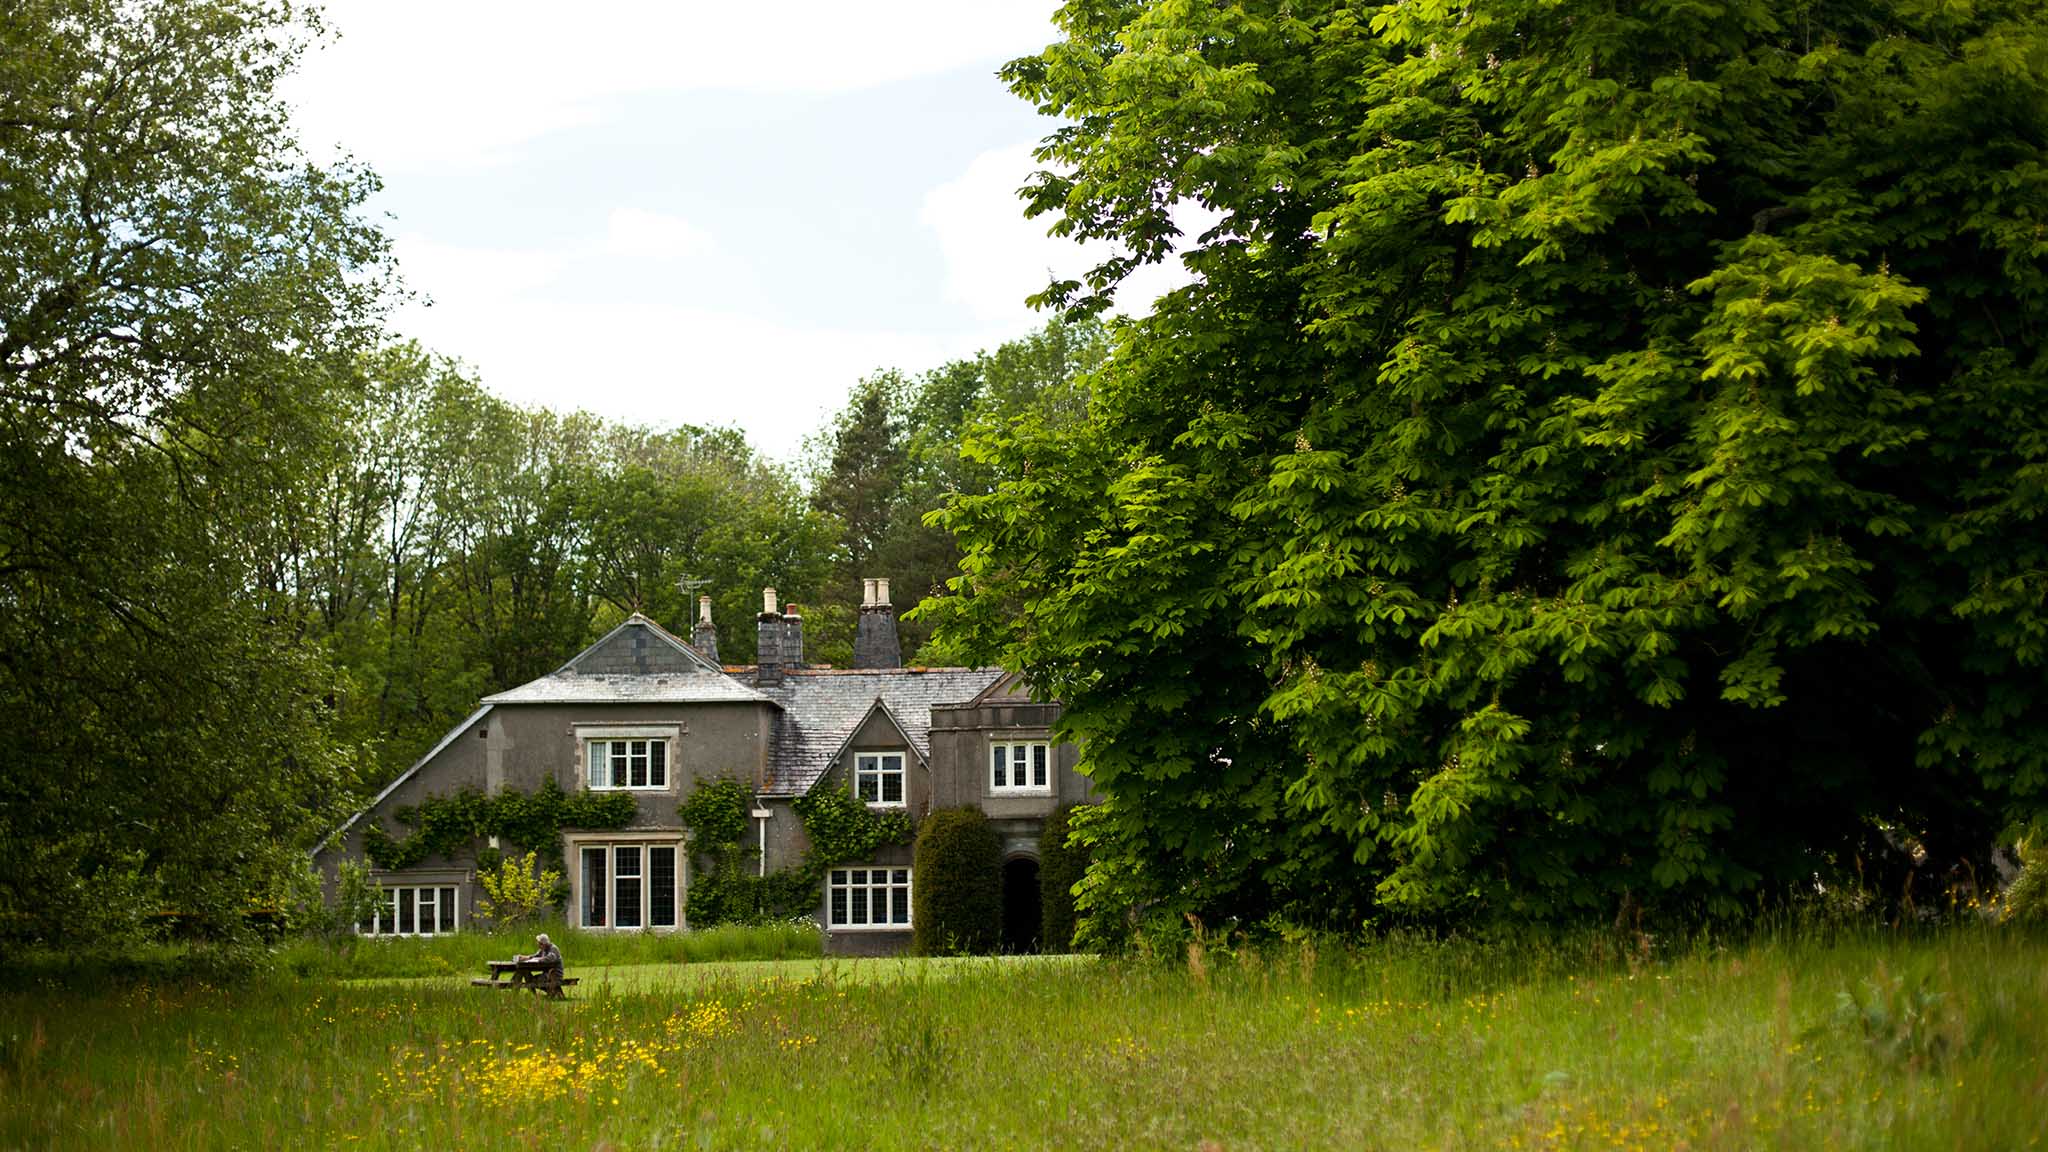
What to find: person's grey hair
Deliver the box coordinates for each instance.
[536,933,551,945]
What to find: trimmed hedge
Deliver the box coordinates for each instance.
[912,807,1001,955]
[1038,805,1090,953]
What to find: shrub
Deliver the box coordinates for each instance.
[1038,805,1090,953]
[320,860,383,940]
[1995,836,2048,924]
[912,807,1001,955]
[475,851,561,928]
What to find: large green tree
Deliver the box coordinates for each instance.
[0,0,390,942]
[932,0,2048,935]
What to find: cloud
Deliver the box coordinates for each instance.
[605,208,711,260]
[283,1,1063,171]
[384,229,1011,460]
[922,144,1216,327]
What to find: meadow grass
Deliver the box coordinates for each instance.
[1,927,2043,1150]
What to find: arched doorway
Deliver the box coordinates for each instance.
[1001,856,1041,954]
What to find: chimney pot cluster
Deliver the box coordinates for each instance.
[755,586,805,684]
[853,575,902,669]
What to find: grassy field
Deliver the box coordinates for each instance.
[2,928,2043,1150]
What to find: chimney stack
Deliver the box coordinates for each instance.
[853,576,901,669]
[781,602,804,669]
[756,586,784,686]
[691,595,719,664]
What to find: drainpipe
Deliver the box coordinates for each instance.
[752,806,773,877]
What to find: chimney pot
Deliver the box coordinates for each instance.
[762,587,778,615]
[691,595,719,663]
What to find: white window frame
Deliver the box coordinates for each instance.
[359,884,460,937]
[854,752,907,808]
[989,740,1053,796]
[573,836,684,932]
[827,866,912,930]
[575,724,681,792]
[584,737,670,791]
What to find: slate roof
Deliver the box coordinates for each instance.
[482,672,767,706]
[754,667,1004,795]
[482,614,768,705]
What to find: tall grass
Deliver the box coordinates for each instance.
[2,926,2042,1150]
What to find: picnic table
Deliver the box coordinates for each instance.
[469,958,579,999]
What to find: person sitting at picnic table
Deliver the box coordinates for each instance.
[516,933,561,972]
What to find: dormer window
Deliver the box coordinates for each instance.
[854,752,906,807]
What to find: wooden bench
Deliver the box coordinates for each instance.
[470,958,579,999]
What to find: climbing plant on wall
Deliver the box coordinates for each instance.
[679,777,914,927]
[360,777,636,871]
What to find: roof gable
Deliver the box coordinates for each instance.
[483,615,767,705]
[965,669,1035,707]
[758,667,1004,795]
[561,614,722,676]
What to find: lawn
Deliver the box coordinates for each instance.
[2,928,2043,1150]
[371,954,1091,994]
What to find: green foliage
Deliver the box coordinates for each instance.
[931,0,2048,936]
[2000,839,2048,924]
[679,777,752,855]
[912,808,1002,955]
[678,777,770,928]
[1827,964,1963,1070]
[322,861,385,943]
[475,851,561,929]
[804,320,1109,664]
[1036,806,1091,953]
[681,778,916,928]
[793,785,915,868]
[0,0,389,946]
[12,930,2048,1148]
[360,778,634,872]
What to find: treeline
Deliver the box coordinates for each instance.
[297,320,1103,792]
[0,0,1100,946]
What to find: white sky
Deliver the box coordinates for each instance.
[283,1,1199,460]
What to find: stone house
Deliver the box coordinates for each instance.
[314,579,1091,955]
